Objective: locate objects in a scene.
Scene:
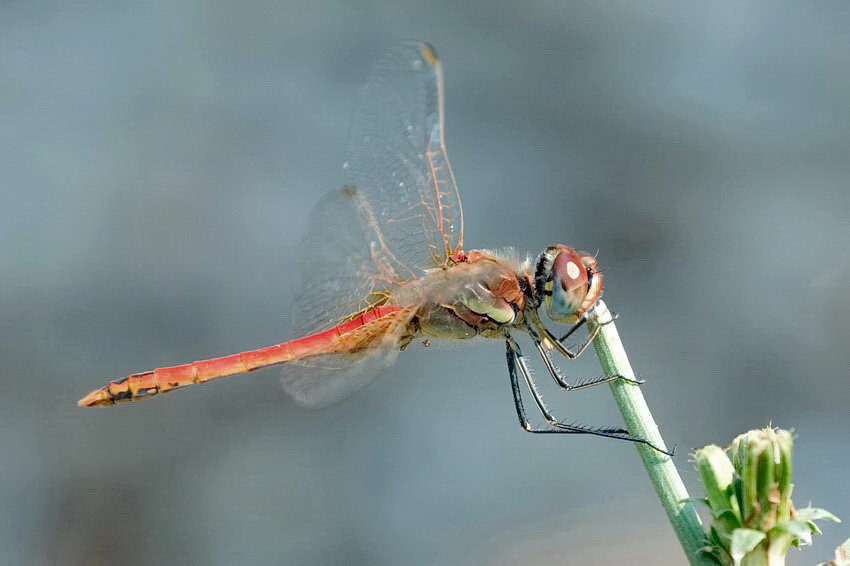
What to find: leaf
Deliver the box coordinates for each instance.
[730,529,767,565]
[774,519,814,544]
[796,507,841,523]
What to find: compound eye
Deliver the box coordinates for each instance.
[545,248,589,323]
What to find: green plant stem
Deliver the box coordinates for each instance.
[589,300,716,566]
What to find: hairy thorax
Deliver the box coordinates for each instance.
[394,250,527,341]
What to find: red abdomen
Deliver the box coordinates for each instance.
[77,305,405,406]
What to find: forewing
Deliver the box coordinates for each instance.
[344,41,463,274]
[293,42,463,337]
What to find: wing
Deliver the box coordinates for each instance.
[281,306,416,408]
[293,42,464,337]
[345,41,463,273]
[293,187,390,337]
[280,347,401,409]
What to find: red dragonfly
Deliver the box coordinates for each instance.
[79,42,653,447]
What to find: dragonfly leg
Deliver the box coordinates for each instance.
[553,310,620,359]
[527,325,643,390]
[556,316,589,356]
[505,336,670,453]
[549,316,600,360]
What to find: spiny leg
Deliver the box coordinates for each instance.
[505,336,630,437]
[549,317,599,360]
[506,336,632,438]
[552,310,620,359]
[505,336,671,453]
[557,315,589,355]
[506,337,535,431]
[525,325,642,391]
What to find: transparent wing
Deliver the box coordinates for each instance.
[280,347,401,409]
[293,188,388,337]
[282,307,415,408]
[344,41,463,275]
[293,41,463,337]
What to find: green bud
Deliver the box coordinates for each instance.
[695,444,741,548]
[696,428,838,566]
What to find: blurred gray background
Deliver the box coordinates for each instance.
[2,1,849,565]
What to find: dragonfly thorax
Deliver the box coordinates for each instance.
[400,251,526,340]
[534,245,603,324]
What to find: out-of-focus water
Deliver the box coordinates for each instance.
[2,2,848,564]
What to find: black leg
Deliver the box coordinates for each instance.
[525,325,642,391]
[553,310,620,359]
[548,317,597,360]
[505,336,671,454]
[557,316,588,350]
[505,338,533,430]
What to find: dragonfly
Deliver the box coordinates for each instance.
[78,42,659,449]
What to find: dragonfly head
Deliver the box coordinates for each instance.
[535,245,603,324]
